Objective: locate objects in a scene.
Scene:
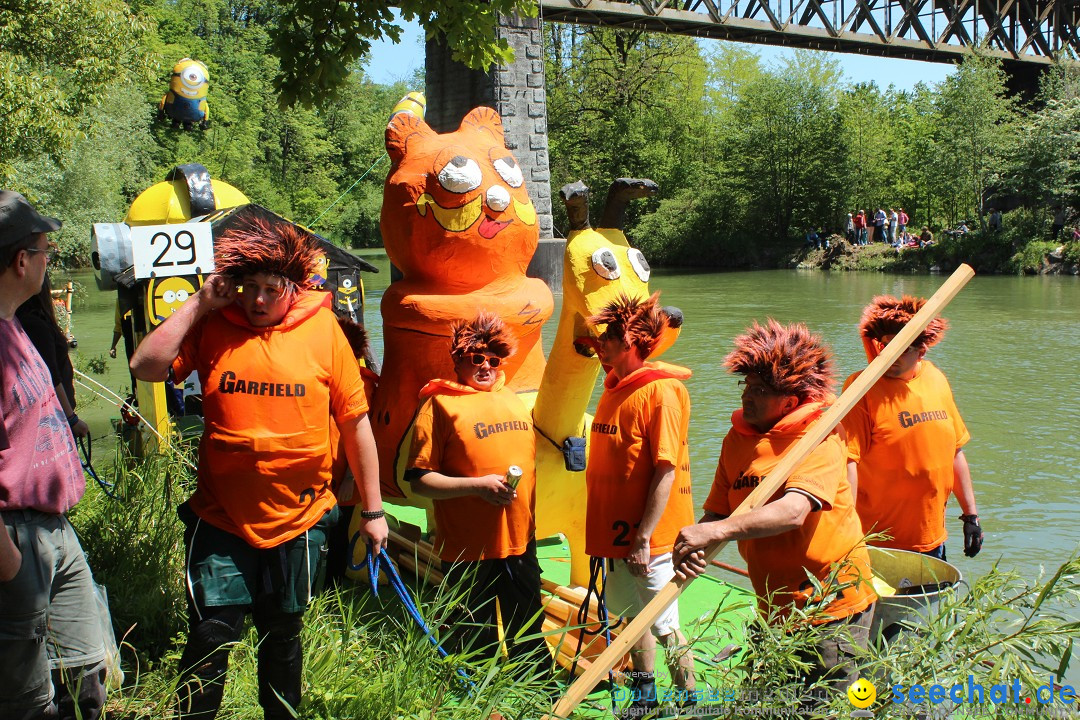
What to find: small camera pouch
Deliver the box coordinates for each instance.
[562,436,587,472]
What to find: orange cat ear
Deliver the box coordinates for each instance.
[386,112,436,165]
[459,106,506,146]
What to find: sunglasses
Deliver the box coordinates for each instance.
[467,353,501,368]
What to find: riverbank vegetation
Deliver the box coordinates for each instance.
[74,442,1080,718]
[3,1,1078,273]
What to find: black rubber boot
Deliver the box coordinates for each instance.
[176,617,244,719]
[253,611,304,720]
[619,672,659,719]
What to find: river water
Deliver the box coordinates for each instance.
[64,261,1079,656]
[353,262,1079,583]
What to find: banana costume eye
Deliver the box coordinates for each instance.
[437,156,482,193]
[591,248,621,280]
[493,156,523,188]
[627,248,651,282]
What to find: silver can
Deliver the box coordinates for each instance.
[505,465,523,490]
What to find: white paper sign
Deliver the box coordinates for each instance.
[131,223,214,280]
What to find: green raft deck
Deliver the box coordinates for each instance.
[379,505,756,717]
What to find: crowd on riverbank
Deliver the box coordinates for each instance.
[796,207,1080,276]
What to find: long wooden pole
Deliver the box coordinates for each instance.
[548,264,975,719]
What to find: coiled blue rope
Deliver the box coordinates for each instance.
[348,532,473,690]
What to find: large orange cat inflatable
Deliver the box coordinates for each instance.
[372,102,554,498]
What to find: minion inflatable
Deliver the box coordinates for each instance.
[159,58,210,130]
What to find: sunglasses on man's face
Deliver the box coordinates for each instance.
[468,353,501,368]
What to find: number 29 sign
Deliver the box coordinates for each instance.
[131,223,214,280]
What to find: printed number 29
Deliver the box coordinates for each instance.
[612,520,640,547]
[151,230,197,268]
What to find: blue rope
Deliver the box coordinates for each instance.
[78,435,117,500]
[348,532,474,690]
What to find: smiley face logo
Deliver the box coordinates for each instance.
[847,678,876,709]
[147,275,202,326]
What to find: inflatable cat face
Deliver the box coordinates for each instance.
[381,107,539,290]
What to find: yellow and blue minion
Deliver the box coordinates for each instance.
[159,58,210,130]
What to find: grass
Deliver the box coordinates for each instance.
[70,442,1080,719]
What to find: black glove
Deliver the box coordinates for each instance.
[960,514,983,557]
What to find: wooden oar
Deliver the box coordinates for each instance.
[547,263,975,719]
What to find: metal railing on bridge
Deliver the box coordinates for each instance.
[539,0,1079,66]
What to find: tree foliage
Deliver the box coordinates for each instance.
[273,0,536,106]
[727,52,847,242]
[931,52,1015,229]
[3,4,1067,272]
[0,0,153,177]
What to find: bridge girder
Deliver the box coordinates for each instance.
[539,0,1080,71]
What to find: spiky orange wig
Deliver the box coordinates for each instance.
[214,216,322,289]
[858,294,948,351]
[724,319,835,402]
[587,292,667,360]
[450,311,517,359]
[336,316,370,359]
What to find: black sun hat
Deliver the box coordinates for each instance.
[0,191,62,248]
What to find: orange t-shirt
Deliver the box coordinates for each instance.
[842,360,970,552]
[173,291,369,548]
[704,402,877,622]
[407,375,536,562]
[585,362,694,559]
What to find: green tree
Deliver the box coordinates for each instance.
[930,53,1016,228]
[544,26,708,233]
[727,52,846,241]
[838,83,896,213]
[0,0,153,181]
[891,83,940,229]
[1004,65,1080,215]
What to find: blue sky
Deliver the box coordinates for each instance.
[363,16,955,92]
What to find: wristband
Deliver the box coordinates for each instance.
[959,513,979,523]
[66,413,79,427]
[360,509,385,520]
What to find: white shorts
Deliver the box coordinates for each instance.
[603,552,680,637]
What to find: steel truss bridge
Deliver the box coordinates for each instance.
[540,0,1079,78]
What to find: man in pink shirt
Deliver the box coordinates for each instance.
[0,191,107,720]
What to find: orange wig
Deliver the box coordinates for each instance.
[214,216,322,289]
[724,319,835,402]
[587,292,667,360]
[858,294,947,360]
[336,316,370,360]
[450,311,517,359]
